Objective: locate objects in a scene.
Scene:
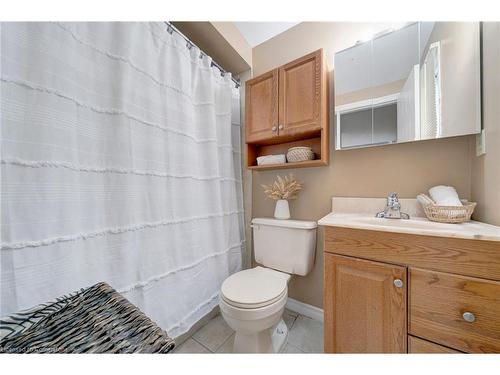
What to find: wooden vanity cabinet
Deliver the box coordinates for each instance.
[408,336,460,353]
[245,49,329,170]
[323,226,500,354]
[409,269,500,353]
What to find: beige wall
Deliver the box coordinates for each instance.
[251,22,482,308]
[470,22,500,226]
[336,79,406,106]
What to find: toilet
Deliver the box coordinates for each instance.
[219,217,317,353]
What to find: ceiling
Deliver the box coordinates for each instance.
[234,22,300,47]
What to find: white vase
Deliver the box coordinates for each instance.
[274,199,290,219]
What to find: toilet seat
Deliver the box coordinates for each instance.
[221,267,290,309]
[222,288,288,309]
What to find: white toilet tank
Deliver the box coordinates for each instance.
[251,218,317,276]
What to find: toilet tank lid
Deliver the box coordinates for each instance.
[252,217,318,229]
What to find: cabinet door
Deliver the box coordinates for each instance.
[245,69,278,143]
[279,49,323,138]
[324,254,407,353]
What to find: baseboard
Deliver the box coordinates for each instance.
[286,297,324,322]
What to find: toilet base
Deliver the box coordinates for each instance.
[232,319,288,353]
[272,319,288,353]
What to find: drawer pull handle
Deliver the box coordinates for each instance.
[279,124,284,130]
[462,312,476,323]
[393,279,403,288]
[272,126,277,132]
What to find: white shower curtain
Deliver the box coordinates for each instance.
[420,42,442,139]
[0,22,245,337]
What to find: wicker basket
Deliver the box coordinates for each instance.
[423,201,476,223]
[286,146,314,163]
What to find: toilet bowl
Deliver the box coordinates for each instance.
[219,266,290,353]
[219,218,317,353]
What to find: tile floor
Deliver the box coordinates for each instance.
[173,309,323,353]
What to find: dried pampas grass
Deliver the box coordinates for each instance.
[262,174,303,201]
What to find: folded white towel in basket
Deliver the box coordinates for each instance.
[256,154,286,166]
[429,185,463,206]
[416,194,435,206]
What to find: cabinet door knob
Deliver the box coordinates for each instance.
[279,124,284,130]
[462,311,476,323]
[272,126,277,132]
[393,279,403,288]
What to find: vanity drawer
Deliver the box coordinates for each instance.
[409,269,500,353]
[408,336,461,353]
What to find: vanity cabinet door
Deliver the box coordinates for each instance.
[245,69,279,143]
[324,254,407,353]
[278,49,323,139]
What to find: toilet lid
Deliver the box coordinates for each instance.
[221,267,289,309]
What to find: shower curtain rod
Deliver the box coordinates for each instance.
[165,21,241,88]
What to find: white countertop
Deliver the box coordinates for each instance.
[318,197,500,242]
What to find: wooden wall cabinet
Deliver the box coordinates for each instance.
[245,69,278,143]
[245,49,329,170]
[323,226,500,353]
[278,50,323,138]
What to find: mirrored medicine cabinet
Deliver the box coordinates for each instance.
[334,22,481,150]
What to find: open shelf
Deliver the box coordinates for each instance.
[246,132,329,170]
[248,159,327,171]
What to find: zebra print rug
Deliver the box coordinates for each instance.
[0,282,175,353]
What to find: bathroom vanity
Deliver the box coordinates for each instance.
[319,198,500,353]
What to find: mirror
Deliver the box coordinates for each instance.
[334,22,481,150]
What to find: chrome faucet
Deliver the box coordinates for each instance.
[376,192,410,219]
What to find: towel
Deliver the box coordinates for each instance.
[417,194,435,206]
[429,185,463,206]
[256,154,286,166]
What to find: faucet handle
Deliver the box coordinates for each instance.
[387,192,399,206]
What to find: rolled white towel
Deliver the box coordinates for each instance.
[256,154,286,166]
[429,185,463,206]
[417,194,435,207]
